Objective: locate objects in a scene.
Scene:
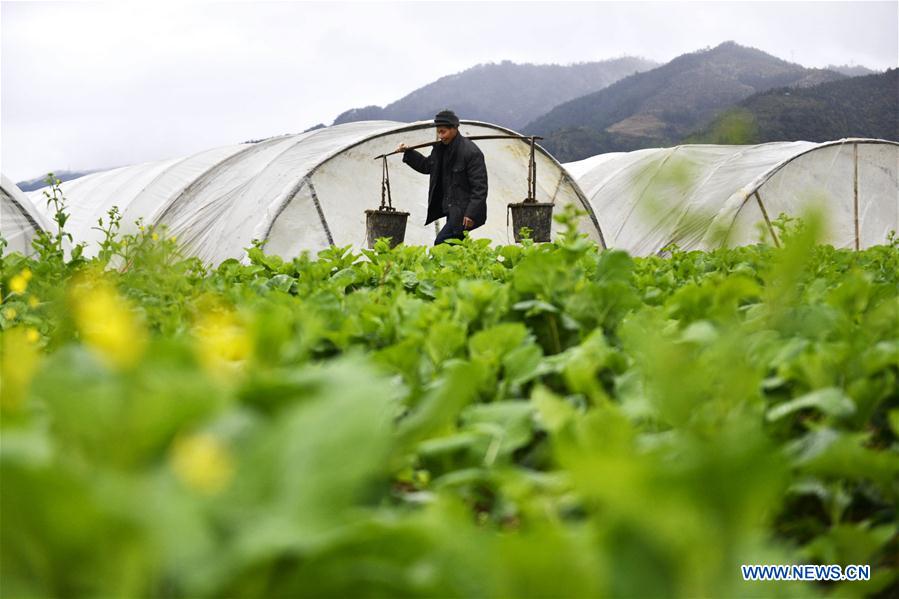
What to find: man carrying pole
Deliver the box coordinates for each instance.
[396,110,488,245]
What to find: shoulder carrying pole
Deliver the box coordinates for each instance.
[373,134,544,160]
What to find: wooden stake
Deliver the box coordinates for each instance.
[853,143,860,251]
[754,191,780,248]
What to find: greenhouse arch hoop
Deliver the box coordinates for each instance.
[1,174,53,256]
[258,119,606,249]
[564,138,899,255]
[27,120,606,264]
[728,138,899,250]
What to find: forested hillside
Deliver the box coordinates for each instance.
[332,58,657,129]
[525,42,847,161]
[689,69,899,144]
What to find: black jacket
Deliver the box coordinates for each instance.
[402,134,488,227]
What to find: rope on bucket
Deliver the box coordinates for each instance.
[380,156,395,212]
[525,136,537,203]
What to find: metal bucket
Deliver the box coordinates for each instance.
[508,201,554,243]
[365,208,409,248]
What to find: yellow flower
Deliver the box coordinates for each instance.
[28,296,39,308]
[3,308,16,320]
[151,232,159,241]
[194,307,251,380]
[9,269,31,293]
[25,328,40,343]
[70,274,147,369]
[170,433,234,495]
[1,328,41,413]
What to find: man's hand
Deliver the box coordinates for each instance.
[462,216,474,229]
[396,143,408,153]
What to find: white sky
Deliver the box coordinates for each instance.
[2,1,897,181]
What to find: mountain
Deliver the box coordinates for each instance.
[524,42,848,161]
[688,68,899,144]
[332,57,658,130]
[826,64,878,77]
[16,169,104,192]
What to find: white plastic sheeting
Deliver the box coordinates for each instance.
[565,139,899,255]
[28,121,603,264]
[1,175,52,256]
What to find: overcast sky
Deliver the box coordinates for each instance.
[2,1,897,181]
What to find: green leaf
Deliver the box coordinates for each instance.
[512,299,559,314]
[531,385,577,434]
[397,360,485,444]
[789,429,898,492]
[231,355,397,554]
[461,401,536,465]
[502,342,545,387]
[417,432,480,458]
[766,387,856,421]
[548,328,614,401]
[469,323,530,365]
[678,320,718,345]
[889,410,899,436]
[426,321,467,366]
[803,522,897,565]
[267,274,295,293]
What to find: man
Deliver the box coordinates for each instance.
[397,110,488,245]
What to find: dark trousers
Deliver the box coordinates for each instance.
[434,204,466,245]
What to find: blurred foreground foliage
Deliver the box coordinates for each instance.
[1,186,897,598]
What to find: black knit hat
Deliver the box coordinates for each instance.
[434,109,460,128]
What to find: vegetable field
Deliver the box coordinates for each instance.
[1,197,897,598]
